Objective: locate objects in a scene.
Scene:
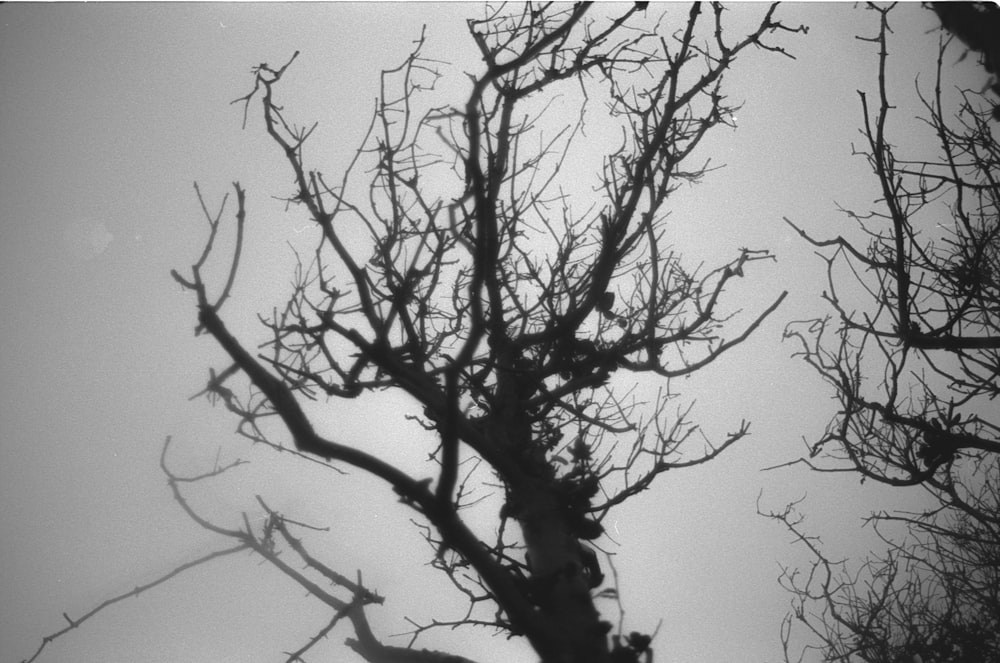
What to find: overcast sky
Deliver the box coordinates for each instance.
[0,4,983,663]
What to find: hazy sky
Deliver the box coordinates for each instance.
[0,4,982,663]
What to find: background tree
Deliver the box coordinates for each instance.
[766,4,1000,662]
[21,4,804,663]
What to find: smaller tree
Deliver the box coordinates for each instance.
[762,493,1000,663]
[770,4,1000,662]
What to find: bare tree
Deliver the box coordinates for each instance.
[21,5,805,663]
[762,495,1000,663]
[769,4,1000,662]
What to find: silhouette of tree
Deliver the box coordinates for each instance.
[768,4,1000,662]
[20,5,807,663]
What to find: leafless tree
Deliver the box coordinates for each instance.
[20,5,805,663]
[762,495,1000,663]
[768,4,1000,662]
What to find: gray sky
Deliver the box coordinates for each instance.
[0,3,981,663]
